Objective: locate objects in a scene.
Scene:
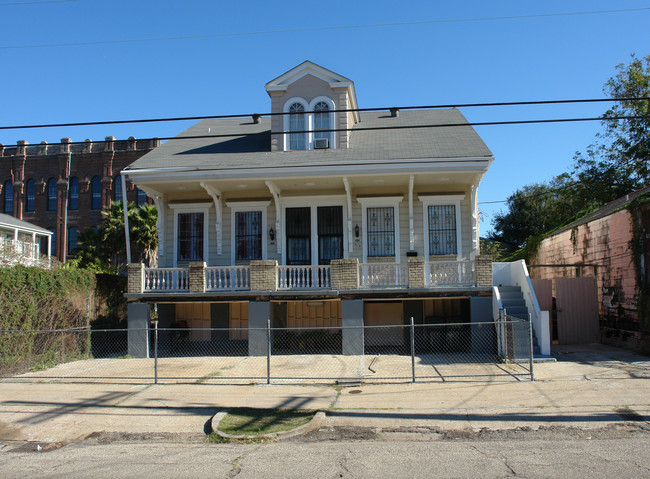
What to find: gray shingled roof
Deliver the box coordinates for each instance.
[125,109,493,172]
[0,213,52,234]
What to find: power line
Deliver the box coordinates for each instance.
[1,97,648,131]
[1,7,648,49]
[2,114,649,148]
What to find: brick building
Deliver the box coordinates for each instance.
[0,136,159,261]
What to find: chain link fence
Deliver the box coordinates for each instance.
[1,318,533,383]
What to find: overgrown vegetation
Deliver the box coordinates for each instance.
[627,195,650,332]
[0,266,96,376]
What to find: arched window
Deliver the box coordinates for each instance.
[25,179,35,213]
[136,187,148,207]
[91,176,101,210]
[314,101,330,142]
[47,178,57,211]
[288,102,306,150]
[113,176,122,203]
[68,177,79,211]
[3,180,13,214]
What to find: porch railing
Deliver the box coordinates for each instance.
[144,268,190,292]
[426,260,476,286]
[359,262,408,288]
[206,266,250,291]
[278,265,331,289]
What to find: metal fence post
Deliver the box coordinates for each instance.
[410,316,415,383]
[154,320,158,384]
[267,319,271,385]
[528,313,535,382]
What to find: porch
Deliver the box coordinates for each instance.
[127,256,493,295]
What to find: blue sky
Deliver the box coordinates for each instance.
[1,0,648,234]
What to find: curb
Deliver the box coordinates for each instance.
[209,410,326,440]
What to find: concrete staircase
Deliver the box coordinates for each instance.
[497,285,540,355]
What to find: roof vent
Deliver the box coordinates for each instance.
[390,108,400,118]
[252,113,262,124]
[314,138,329,149]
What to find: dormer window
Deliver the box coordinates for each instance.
[283,97,335,151]
[288,102,306,150]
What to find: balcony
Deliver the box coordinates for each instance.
[128,256,492,295]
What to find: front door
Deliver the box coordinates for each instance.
[285,205,344,265]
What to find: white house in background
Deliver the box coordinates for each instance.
[121,61,497,357]
[0,212,52,268]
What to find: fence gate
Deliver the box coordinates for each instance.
[555,277,599,344]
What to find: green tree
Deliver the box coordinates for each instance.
[489,55,650,248]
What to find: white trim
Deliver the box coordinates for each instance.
[408,176,415,250]
[226,201,270,264]
[265,181,282,255]
[342,178,353,253]
[281,195,348,266]
[171,203,211,267]
[124,157,494,182]
[357,196,403,263]
[201,182,223,256]
[419,194,465,261]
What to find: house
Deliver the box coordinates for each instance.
[0,213,53,268]
[529,186,650,353]
[0,137,159,261]
[122,61,496,357]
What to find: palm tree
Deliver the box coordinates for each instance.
[132,203,158,268]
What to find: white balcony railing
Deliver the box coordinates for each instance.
[206,266,250,291]
[426,260,476,286]
[144,268,189,292]
[278,265,331,289]
[359,262,408,288]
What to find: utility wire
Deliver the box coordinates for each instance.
[1,7,648,49]
[1,97,648,131]
[2,114,648,148]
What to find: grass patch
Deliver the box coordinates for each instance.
[217,408,315,437]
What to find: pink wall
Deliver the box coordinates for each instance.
[530,209,637,316]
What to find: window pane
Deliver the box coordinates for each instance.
[178,212,204,261]
[25,179,35,213]
[68,177,79,211]
[428,205,457,255]
[314,101,330,141]
[235,211,262,260]
[289,103,306,150]
[286,207,310,264]
[91,176,101,210]
[317,206,343,264]
[47,178,57,211]
[367,207,395,257]
[136,188,148,207]
[68,227,78,254]
[3,180,13,214]
[113,176,122,202]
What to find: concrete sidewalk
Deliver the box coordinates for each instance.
[0,344,648,443]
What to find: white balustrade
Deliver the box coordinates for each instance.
[426,260,476,286]
[359,263,408,287]
[144,268,189,292]
[206,266,250,291]
[278,265,331,289]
